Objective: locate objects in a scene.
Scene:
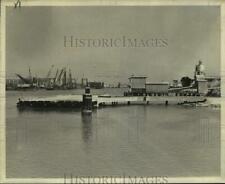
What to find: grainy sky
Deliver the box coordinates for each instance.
[6,6,220,84]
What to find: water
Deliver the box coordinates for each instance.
[6,89,220,178]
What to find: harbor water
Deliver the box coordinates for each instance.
[6,89,220,178]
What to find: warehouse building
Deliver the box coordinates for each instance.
[128,76,147,95]
[145,82,169,96]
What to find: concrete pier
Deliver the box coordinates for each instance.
[17,94,208,110]
[97,96,207,107]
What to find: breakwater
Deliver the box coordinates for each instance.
[17,94,209,110]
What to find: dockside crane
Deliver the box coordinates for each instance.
[45,65,55,87]
[15,74,31,84]
[67,69,73,88]
[53,69,59,84]
[55,67,66,87]
[28,67,32,80]
[46,65,55,79]
[62,69,67,87]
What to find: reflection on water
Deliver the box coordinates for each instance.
[81,114,93,143]
[17,106,82,113]
[6,90,221,178]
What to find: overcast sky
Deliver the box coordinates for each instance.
[6,6,220,84]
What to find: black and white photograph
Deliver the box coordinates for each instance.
[0,0,224,183]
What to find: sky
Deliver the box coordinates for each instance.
[6,6,220,84]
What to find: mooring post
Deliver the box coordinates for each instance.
[82,86,92,115]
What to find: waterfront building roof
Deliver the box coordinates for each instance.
[128,76,147,79]
[145,82,169,85]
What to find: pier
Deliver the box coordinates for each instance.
[17,94,207,110]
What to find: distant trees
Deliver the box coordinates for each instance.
[180,76,193,87]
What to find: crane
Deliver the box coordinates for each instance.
[15,74,31,84]
[53,69,59,83]
[46,65,54,79]
[45,65,55,88]
[55,67,66,87]
[28,67,32,80]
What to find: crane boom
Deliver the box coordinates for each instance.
[56,67,66,86]
[54,69,59,83]
[15,74,31,84]
[46,65,54,78]
[57,68,64,81]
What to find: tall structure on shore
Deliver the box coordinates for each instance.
[194,60,208,95]
[194,60,205,80]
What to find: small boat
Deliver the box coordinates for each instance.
[182,102,208,107]
[182,103,196,107]
[196,103,209,107]
[98,94,111,98]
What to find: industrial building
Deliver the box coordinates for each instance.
[125,76,169,96]
[125,60,218,97]
[145,82,169,95]
[88,81,104,89]
[128,76,147,95]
